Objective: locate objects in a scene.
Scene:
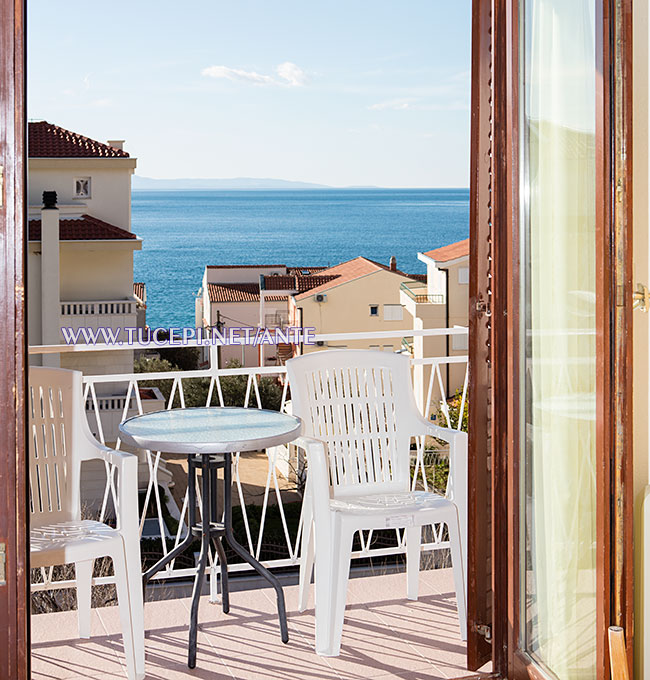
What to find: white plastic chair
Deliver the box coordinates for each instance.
[286,350,467,657]
[29,367,145,680]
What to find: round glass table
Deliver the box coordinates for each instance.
[119,406,302,669]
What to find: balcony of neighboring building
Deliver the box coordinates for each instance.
[58,297,142,342]
[400,281,445,320]
[264,310,290,329]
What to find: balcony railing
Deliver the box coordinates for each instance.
[60,298,139,317]
[264,311,289,328]
[400,281,445,304]
[28,327,468,597]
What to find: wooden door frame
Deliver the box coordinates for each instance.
[0,0,28,678]
[484,0,636,677]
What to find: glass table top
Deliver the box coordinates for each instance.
[119,406,302,454]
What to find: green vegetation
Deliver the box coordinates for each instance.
[134,356,283,410]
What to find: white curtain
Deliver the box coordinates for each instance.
[524,0,597,677]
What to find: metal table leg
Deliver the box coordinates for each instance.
[222,452,289,644]
[141,454,197,588]
[210,460,229,613]
[188,456,212,669]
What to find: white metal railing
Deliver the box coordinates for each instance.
[28,327,468,593]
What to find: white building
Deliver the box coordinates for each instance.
[27,121,144,375]
[400,239,469,413]
[27,122,162,499]
[196,264,328,366]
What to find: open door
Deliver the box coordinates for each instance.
[0,0,29,678]
[503,0,634,676]
[468,0,634,677]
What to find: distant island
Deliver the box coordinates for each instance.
[132,176,338,191]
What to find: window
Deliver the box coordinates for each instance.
[383,304,403,321]
[458,267,469,284]
[73,177,91,199]
[369,304,379,317]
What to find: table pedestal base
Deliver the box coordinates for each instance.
[143,453,289,669]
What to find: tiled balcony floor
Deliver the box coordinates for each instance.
[31,568,471,680]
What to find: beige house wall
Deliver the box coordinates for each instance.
[28,240,141,344]
[59,241,138,300]
[29,157,136,230]
[296,269,414,353]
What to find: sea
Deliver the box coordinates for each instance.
[132,188,470,328]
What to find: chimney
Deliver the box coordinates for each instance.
[41,191,60,367]
[389,255,397,272]
[107,139,124,150]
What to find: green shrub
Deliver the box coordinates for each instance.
[134,356,283,410]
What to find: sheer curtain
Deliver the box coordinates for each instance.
[522,0,597,677]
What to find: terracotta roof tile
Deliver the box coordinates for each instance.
[261,274,339,293]
[207,282,288,304]
[28,214,137,241]
[28,121,130,158]
[421,238,469,263]
[295,257,417,300]
[261,275,297,291]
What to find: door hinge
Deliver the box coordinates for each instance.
[475,299,491,317]
[0,542,6,586]
[473,622,492,642]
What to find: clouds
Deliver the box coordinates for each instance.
[368,98,417,111]
[201,61,308,87]
[275,61,308,87]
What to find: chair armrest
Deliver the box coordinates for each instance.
[411,415,463,443]
[412,417,468,569]
[293,436,331,521]
[79,429,140,538]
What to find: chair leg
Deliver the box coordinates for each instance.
[448,516,467,641]
[298,513,314,613]
[405,526,421,601]
[122,535,146,679]
[320,518,354,657]
[75,559,93,639]
[113,548,143,680]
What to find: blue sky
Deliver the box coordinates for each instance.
[28,1,471,188]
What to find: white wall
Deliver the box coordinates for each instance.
[29,157,136,229]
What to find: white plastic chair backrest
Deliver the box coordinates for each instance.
[29,367,84,528]
[286,350,422,499]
